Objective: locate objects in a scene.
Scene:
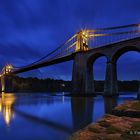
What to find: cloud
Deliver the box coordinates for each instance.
[0,0,139,80]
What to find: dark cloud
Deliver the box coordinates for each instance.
[0,0,139,80]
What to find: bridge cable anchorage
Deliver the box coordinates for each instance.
[13,34,78,69]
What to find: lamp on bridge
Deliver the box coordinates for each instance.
[82,31,89,51]
[76,30,89,51]
[4,64,13,75]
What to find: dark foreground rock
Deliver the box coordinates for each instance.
[71,114,140,140]
[112,100,140,118]
[70,100,140,140]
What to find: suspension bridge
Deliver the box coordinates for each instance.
[1,23,140,95]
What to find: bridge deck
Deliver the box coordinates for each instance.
[13,54,74,74]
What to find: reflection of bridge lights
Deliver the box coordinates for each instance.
[0,100,2,112]
[62,92,65,103]
[0,93,16,125]
[4,106,11,125]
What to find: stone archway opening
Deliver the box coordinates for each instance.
[116,51,140,93]
[93,56,107,93]
[87,54,107,93]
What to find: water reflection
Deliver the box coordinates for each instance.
[71,97,93,130]
[0,93,128,128]
[104,97,118,114]
[0,93,136,140]
[15,96,94,132]
[0,93,16,125]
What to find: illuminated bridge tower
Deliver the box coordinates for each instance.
[72,31,94,94]
[1,65,13,93]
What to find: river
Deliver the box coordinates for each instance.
[0,92,137,140]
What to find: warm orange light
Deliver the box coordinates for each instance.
[4,106,11,125]
[75,30,89,51]
[82,31,85,35]
[0,99,2,112]
[8,66,11,69]
[0,93,16,125]
[82,31,89,39]
[3,64,13,75]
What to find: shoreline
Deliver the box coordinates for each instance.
[70,100,140,140]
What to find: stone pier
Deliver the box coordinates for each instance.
[137,80,140,99]
[1,75,13,93]
[104,60,118,96]
[72,52,94,94]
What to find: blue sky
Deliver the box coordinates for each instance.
[0,0,140,80]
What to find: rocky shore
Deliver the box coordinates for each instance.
[112,100,140,117]
[71,100,140,140]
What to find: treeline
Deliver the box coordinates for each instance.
[12,76,71,92]
[12,76,139,92]
[95,81,139,92]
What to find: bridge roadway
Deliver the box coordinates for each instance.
[13,53,75,74]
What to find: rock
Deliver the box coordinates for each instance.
[70,101,140,140]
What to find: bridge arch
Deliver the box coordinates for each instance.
[111,46,140,63]
[116,50,140,92]
[87,53,108,93]
[109,46,140,94]
[87,53,108,65]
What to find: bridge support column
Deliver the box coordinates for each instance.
[1,75,13,93]
[104,60,118,96]
[137,81,140,100]
[72,52,94,94]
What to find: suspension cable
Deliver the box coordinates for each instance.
[14,34,77,69]
[13,22,140,69]
[87,23,140,32]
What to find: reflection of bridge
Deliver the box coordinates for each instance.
[0,93,125,132]
[0,93,15,125]
[0,93,93,133]
[1,23,140,95]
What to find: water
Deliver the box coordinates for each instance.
[0,92,137,140]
